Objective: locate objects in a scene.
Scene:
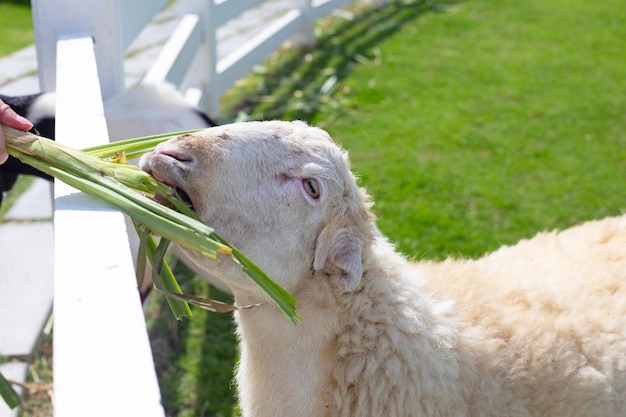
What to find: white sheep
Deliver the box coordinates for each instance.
[139,120,626,417]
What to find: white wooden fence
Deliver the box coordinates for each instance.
[28,0,381,416]
[143,0,375,116]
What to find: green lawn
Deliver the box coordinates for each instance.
[0,2,34,57]
[327,0,626,259]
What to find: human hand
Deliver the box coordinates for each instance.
[0,98,34,164]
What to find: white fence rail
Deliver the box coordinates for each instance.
[144,0,308,115]
[29,0,379,416]
[140,0,378,116]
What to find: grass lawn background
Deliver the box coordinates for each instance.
[1,0,624,415]
[331,0,625,259]
[0,1,34,57]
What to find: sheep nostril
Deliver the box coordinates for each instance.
[156,147,192,163]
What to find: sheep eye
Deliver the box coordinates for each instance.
[303,178,321,199]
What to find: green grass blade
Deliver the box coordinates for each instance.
[212,233,301,323]
[231,248,300,323]
[82,129,202,160]
[152,288,246,313]
[0,371,20,409]
[146,236,192,320]
[135,225,150,288]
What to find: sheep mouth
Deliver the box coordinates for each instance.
[140,151,196,212]
[174,187,195,212]
[143,169,195,212]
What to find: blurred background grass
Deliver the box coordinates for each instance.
[2,0,625,415]
[0,0,34,56]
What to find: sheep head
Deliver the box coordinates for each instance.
[140,120,374,300]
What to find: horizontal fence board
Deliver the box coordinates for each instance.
[214,0,267,25]
[137,0,373,116]
[142,13,202,86]
[121,0,170,49]
[216,8,303,96]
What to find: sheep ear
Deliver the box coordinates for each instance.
[314,225,363,292]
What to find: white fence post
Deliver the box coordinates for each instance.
[31,0,125,98]
[150,0,372,118]
[202,0,221,117]
[292,0,315,47]
[142,13,204,88]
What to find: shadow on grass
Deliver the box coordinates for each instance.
[222,0,461,124]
